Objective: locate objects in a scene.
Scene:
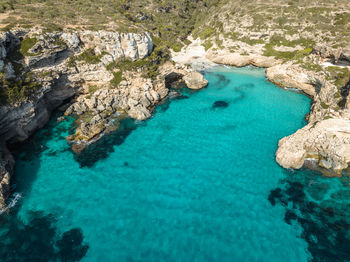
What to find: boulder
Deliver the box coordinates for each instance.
[128,105,151,120]
[183,71,208,90]
[61,32,80,49]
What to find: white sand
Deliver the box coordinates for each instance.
[171,37,216,70]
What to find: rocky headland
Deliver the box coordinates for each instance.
[0,29,207,209]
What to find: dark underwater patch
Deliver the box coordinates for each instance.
[212,73,230,88]
[284,209,298,225]
[212,100,229,109]
[229,83,255,104]
[174,94,190,100]
[10,112,75,162]
[158,94,190,113]
[74,118,137,168]
[0,210,88,262]
[268,170,350,262]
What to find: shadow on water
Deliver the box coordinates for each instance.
[210,83,255,111]
[0,206,89,262]
[74,118,138,168]
[2,114,89,261]
[10,113,75,197]
[268,168,350,262]
[203,71,231,88]
[75,84,202,167]
[157,93,190,113]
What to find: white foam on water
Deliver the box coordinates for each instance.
[0,193,22,215]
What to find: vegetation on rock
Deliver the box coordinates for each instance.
[0,72,41,105]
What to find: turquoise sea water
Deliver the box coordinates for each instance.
[1,66,350,261]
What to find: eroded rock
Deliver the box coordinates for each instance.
[276,118,350,174]
[183,71,208,90]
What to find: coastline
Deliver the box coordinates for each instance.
[172,38,350,177]
[1,29,350,210]
[0,29,209,210]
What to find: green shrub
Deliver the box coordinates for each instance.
[183,39,192,45]
[170,41,183,52]
[263,44,297,60]
[68,48,102,66]
[0,72,41,105]
[110,71,123,87]
[20,37,38,56]
[320,102,329,109]
[88,85,99,94]
[326,66,350,88]
[78,49,102,64]
[42,23,63,33]
[0,0,14,13]
[195,26,216,40]
[203,40,213,51]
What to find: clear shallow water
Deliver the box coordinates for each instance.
[1,66,350,261]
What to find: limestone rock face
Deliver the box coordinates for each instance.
[276,119,350,174]
[207,51,280,68]
[79,31,153,61]
[64,71,169,152]
[266,64,315,96]
[0,28,157,208]
[61,32,81,49]
[63,62,208,152]
[183,71,208,90]
[0,31,21,78]
[313,45,346,64]
[0,145,14,211]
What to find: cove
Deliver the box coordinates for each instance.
[2,65,345,261]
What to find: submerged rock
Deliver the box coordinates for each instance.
[212,101,229,109]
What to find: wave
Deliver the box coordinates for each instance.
[0,193,22,215]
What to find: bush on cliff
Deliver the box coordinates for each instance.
[20,37,38,56]
[0,73,41,105]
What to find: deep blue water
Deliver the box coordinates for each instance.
[1,66,350,261]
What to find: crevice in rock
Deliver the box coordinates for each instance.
[164,72,184,89]
[337,79,350,109]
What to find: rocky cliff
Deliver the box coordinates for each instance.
[0,29,207,210]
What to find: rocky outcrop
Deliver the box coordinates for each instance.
[0,29,208,208]
[78,31,153,61]
[313,45,349,65]
[64,72,168,152]
[0,29,154,209]
[183,71,208,90]
[64,62,206,152]
[0,29,154,143]
[276,118,350,174]
[0,145,13,209]
[268,56,350,175]
[0,76,77,143]
[206,51,280,68]
[24,30,153,68]
[266,63,316,96]
[273,66,350,174]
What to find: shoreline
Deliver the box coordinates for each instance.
[172,39,350,177]
[0,29,210,210]
[1,29,350,210]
